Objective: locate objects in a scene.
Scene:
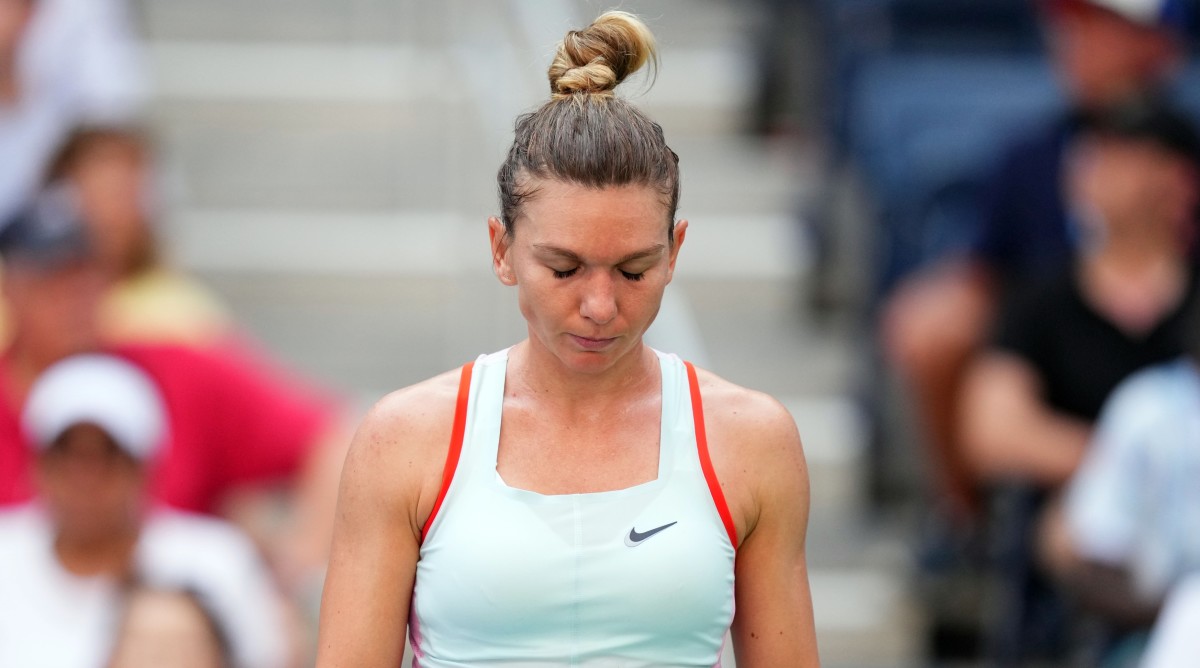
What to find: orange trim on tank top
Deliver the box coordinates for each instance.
[421,360,738,550]
[685,361,739,551]
[421,361,474,544]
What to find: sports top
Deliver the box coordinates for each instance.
[409,348,738,667]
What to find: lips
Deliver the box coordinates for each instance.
[570,334,617,351]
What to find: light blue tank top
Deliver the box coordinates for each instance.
[409,348,737,667]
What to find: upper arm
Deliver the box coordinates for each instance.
[315,376,457,667]
[960,351,1090,485]
[960,350,1044,447]
[703,380,818,666]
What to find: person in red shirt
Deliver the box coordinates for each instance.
[0,183,350,590]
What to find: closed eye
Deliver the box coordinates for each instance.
[621,270,646,281]
[553,267,579,279]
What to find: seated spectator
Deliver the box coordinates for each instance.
[882,0,1189,523]
[0,184,350,595]
[958,97,1200,661]
[44,125,233,347]
[1033,339,1200,662]
[961,97,1200,485]
[0,353,292,667]
[40,124,234,348]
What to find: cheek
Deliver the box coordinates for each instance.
[516,272,572,321]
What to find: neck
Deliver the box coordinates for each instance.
[509,338,659,411]
[1079,235,1188,334]
[55,523,140,578]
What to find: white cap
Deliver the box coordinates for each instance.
[22,354,167,460]
[1077,0,1187,29]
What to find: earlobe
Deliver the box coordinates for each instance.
[497,260,517,286]
[488,217,518,285]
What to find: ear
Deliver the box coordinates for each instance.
[666,219,687,283]
[488,217,517,286]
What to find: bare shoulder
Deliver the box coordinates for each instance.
[356,367,464,450]
[338,366,467,535]
[690,366,809,541]
[691,366,803,455]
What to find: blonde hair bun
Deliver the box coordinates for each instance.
[548,10,657,99]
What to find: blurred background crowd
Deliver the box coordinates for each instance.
[2,0,1200,666]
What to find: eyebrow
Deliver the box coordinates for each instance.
[531,243,666,265]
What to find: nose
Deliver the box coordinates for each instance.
[579,271,617,325]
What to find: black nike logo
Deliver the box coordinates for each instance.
[624,521,678,547]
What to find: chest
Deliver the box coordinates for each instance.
[496,401,662,495]
[413,463,736,666]
[1023,296,1189,419]
[0,542,119,668]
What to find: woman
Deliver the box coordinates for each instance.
[45,125,233,348]
[0,354,292,668]
[317,11,818,667]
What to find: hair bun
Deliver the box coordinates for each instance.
[548,11,657,99]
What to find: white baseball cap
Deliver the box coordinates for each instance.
[22,354,167,460]
[1069,0,1188,30]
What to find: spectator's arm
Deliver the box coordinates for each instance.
[1039,499,1160,629]
[274,414,356,594]
[881,258,995,379]
[1049,374,1165,626]
[184,341,352,595]
[959,351,1090,486]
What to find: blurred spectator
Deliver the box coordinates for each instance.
[0,0,145,227]
[959,97,1200,662]
[41,124,234,348]
[0,185,351,597]
[0,353,291,668]
[746,0,822,138]
[1030,315,1200,662]
[882,0,1189,524]
[961,97,1199,486]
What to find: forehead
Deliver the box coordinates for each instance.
[77,135,145,163]
[1046,1,1160,36]
[46,423,127,457]
[518,180,669,242]
[54,422,116,444]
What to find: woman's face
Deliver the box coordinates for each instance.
[490,180,686,374]
[36,424,144,545]
[69,138,154,274]
[1068,136,1198,242]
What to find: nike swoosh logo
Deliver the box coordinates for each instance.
[624,521,678,547]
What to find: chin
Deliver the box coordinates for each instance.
[557,341,636,374]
